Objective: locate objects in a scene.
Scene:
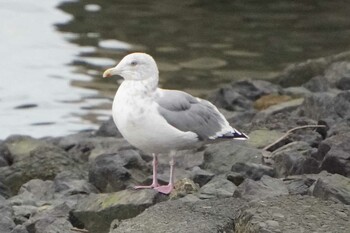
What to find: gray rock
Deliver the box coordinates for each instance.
[271,141,319,177]
[234,175,288,200]
[299,91,350,123]
[202,141,263,174]
[11,225,28,233]
[324,61,350,90]
[53,175,98,197]
[110,197,246,233]
[0,143,12,167]
[0,136,82,195]
[235,195,350,233]
[0,181,11,199]
[0,196,15,233]
[209,85,252,111]
[231,162,275,180]
[95,117,122,137]
[311,172,350,205]
[199,177,237,199]
[190,166,214,187]
[302,75,330,92]
[72,189,160,233]
[282,175,317,195]
[317,132,350,177]
[88,150,147,192]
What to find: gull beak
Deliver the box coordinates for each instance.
[103,67,119,78]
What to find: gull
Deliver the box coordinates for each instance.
[103,53,248,194]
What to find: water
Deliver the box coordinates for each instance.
[1,0,350,139]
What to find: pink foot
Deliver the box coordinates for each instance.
[154,184,173,194]
[134,183,159,190]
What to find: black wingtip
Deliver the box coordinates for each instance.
[219,130,249,140]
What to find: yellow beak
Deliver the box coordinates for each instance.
[102,68,115,78]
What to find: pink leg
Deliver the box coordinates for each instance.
[154,156,175,194]
[134,154,159,189]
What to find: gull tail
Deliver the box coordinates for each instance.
[219,128,249,140]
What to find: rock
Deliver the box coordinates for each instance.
[317,132,350,176]
[246,129,284,149]
[282,175,318,195]
[271,141,319,177]
[72,189,160,233]
[170,178,199,199]
[235,195,350,233]
[277,50,350,87]
[202,141,263,174]
[0,196,15,233]
[0,143,12,167]
[226,172,245,186]
[11,225,28,233]
[95,117,122,137]
[110,197,246,233]
[324,61,350,90]
[0,137,82,195]
[299,91,350,123]
[231,162,275,180]
[209,79,281,111]
[53,173,99,197]
[253,94,292,110]
[199,177,237,199]
[190,166,214,187]
[311,172,350,205]
[282,86,312,98]
[253,98,304,122]
[88,150,147,192]
[302,75,330,92]
[234,175,288,200]
[0,181,10,199]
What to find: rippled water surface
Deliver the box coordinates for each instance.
[1,0,350,139]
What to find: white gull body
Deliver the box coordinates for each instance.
[103,52,248,194]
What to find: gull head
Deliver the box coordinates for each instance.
[103,53,159,81]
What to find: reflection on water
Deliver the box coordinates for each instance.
[1,0,350,139]
[57,0,350,95]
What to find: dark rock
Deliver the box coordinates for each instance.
[88,150,147,192]
[317,132,350,176]
[72,189,160,233]
[311,172,350,205]
[190,166,214,187]
[110,197,246,233]
[0,143,12,167]
[235,195,350,233]
[209,79,281,111]
[234,175,288,200]
[231,162,275,180]
[95,117,122,138]
[226,172,245,186]
[0,137,82,195]
[199,177,237,199]
[202,141,263,174]
[271,141,319,177]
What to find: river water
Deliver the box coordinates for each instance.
[1,0,350,139]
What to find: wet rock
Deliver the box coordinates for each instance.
[110,197,246,233]
[190,166,214,187]
[271,141,319,177]
[0,136,82,195]
[317,132,350,176]
[72,189,160,233]
[88,150,147,192]
[0,196,15,233]
[202,141,263,174]
[311,172,350,204]
[231,162,275,181]
[199,177,237,199]
[235,195,350,233]
[95,117,122,138]
[234,175,288,200]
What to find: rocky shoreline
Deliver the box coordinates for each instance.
[1,51,350,233]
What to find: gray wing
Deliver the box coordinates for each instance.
[155,89,229,140]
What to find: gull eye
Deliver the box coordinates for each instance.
[130,61,138,66]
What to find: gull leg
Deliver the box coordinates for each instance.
[154,151,175,194]
[134,153,159,189]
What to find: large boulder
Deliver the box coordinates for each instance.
[0,196,15,233]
